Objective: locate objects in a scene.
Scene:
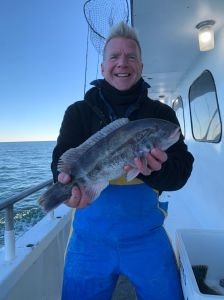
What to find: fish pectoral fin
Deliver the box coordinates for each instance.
[126,155,149,182]
[83,181,109,203]
[140,155,149,173]
[126,168,140,182]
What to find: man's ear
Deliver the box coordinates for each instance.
[101,63,104,76]
[141,63,143,73]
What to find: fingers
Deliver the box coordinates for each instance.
[146,148,167,172]
[151,148,168,163]
[58,172,71,184]
[134,148,168,174]
[77,198,91,208]
[124,148,168,177]
[64,186,81,208]
[64,185,90,209]
[134,157,152,175]
[58,173,90,209]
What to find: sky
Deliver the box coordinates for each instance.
[0,0,102,142]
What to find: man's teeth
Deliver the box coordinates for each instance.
[116,73,130,77]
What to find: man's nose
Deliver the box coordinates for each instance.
[117,55,128,66]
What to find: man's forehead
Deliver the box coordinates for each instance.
[104,38,140,54]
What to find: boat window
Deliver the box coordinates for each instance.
[172,96,185,136]
[189,70,222,143]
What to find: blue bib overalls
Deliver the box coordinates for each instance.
[62,180,184,300]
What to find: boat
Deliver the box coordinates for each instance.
[0,0,224,299]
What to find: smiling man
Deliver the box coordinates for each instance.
[51,22,194,300]
[101,36,143,91]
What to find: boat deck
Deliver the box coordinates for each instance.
[112,275,137,300]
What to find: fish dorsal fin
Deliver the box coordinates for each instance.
[79,118,129,152]
[58,118,129,172]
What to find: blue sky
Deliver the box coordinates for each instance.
[0,0,101,142]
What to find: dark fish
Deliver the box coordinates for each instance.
[192,265,222,295]
[39,118,180,212]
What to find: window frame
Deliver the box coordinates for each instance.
[188,70,222,143]
[172,96,185,137]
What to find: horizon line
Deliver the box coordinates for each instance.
[0,140,57,143]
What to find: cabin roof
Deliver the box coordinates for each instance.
[131,0,224,104]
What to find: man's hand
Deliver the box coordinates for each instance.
[124,148,168,176]
[58,173,90,208]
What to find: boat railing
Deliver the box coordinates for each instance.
[0,179,53,262]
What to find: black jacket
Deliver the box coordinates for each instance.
[51,79,194,194]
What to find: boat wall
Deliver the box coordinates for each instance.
[0,206,72,300]
[163,26,224,242]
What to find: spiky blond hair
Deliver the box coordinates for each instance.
[103,22,142,59]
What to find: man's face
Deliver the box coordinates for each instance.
[101,37,143,91]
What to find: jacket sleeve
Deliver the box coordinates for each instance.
[51,103,87,182]
[138,104,194,193]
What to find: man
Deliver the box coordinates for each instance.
[52,22,194,300]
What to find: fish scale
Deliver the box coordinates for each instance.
[39,117,180,212]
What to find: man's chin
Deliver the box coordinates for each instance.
[112,81,134,91]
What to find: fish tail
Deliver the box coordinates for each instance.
[38,182,72,212]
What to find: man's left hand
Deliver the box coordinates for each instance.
[124,148,168,176]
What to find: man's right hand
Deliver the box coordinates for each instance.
[58,173,90,208]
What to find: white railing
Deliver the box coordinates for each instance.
[0,179,53,261]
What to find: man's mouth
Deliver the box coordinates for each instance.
[114,73,131,78]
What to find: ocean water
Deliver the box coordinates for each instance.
[0,141,56,248]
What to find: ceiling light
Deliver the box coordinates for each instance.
[196,20,216,51]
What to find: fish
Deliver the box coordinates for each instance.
[192,265,222,295]
[38,117,180,212]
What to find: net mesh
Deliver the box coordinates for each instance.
[83,0,129,54]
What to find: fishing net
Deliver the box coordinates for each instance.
[83,0,130,54]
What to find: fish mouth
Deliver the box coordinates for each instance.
[170,127,181,140]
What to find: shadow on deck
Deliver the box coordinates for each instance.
[112,275,138,300]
